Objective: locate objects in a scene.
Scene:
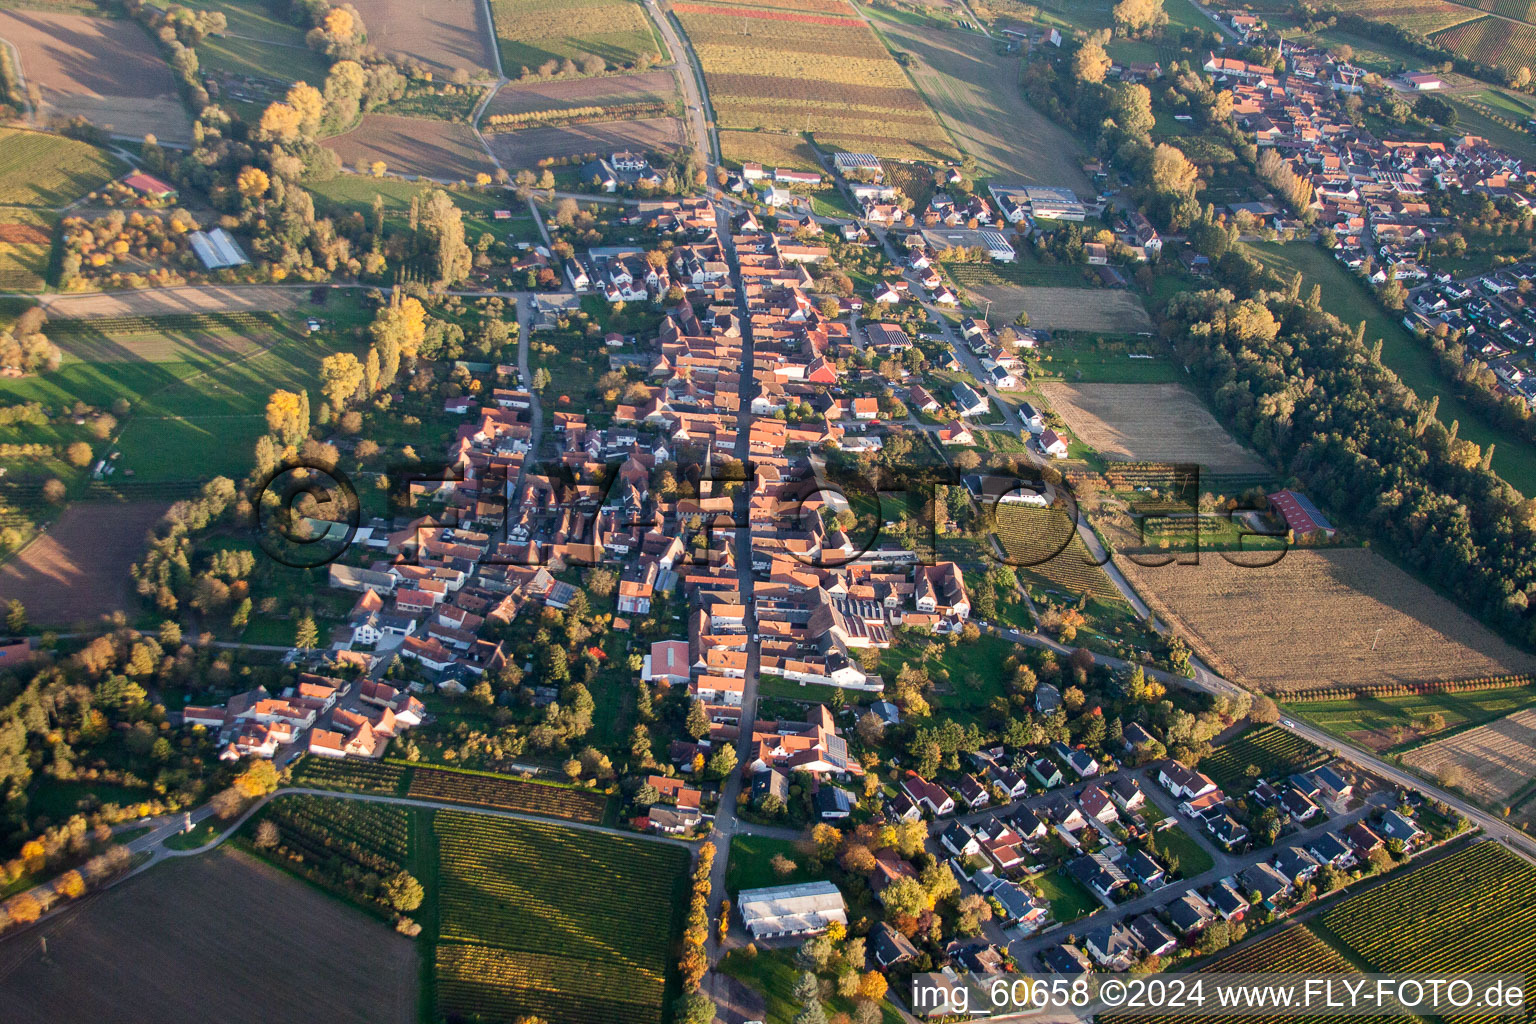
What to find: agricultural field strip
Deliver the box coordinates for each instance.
[1323,842,1536,1018]
[1199,725,1326,789]
[1112,549,1536,693]
[433,810,688,1024]
[1105,925,1398,1024]
[673,1,951,156]
[1402,707,1536,805]
[993,503,1124,602]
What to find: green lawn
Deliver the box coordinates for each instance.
[877,631,1015,723]
[1149,823,1215,877]
[1284,680,1536,753]
[724,835,825,896]
[1244,241,1536,495]
[307,175,539,242]
[26,779,152,821]
[194,0,331,86]
[0,315,362,484]
[1032,333,1183,384]
[720,948,905,1024]
[1035,865,1098,922]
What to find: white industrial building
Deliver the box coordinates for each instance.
[738,881,848,939]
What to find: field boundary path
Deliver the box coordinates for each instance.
[645,0,718,171]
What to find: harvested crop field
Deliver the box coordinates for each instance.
[486,68,677,116]
[0,500,166,624]
[1115,548,1536,694]
[0,10,192,144]
[323,114,491,180]
[0,849,417,1024]
[1039,382,1269,474]
[487,115,683,167]
[971,284,1151,332]
[35,285,314,319]
[719,130,822,171]
[348,0,497,77]
[489,0,662,73]
[675,1,953,159]
[1403,708,1536,806]
[866,8,1090,190]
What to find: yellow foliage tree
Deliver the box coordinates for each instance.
[323,6,354,39]
[236,166,270,200]
[258,101,302,143]
[370,160,387,177]
[860,972,888,1001]
[286,81,324,135]
[55,869,86,900]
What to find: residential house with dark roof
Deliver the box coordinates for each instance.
[1167,890,1217,934]
[1129,914,1179,957]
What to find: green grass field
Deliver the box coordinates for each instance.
[193,0,331,88]
[720,947,904,1024]
[488,0,662,74]
[1036,865,1098,922]
[1032,334,1183,384]
[1149,823,1215,877]
[1284,679,1536,752]
[1244,241,1536,495]
[877,631,1013,723]
[306,174,539,242]
[725,834,827,895]
[0,128,123,207]
[1197,724,1326,789]
[0,313,358,483]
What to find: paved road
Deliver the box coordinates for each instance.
[704,198,763,963]
[644,0,717,171]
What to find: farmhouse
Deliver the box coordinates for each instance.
[738,881,848,939]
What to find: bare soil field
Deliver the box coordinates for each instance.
[1114,548,1536,694]
[868,11,1091,191]
[0,848,417,1024]
[485,68,678,116]
[487,115,683,167]
[0,10,192,144]
[348,0,497,77]
[35,285,313,319]
[972,283,1152,332]
[325,113,492,180]
[1039,382,1270,474]
[0,500,166,624]
[1404,709,1536,808]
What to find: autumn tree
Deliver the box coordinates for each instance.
[1073,38,1111,84]
[320,352,365,410]
[1113,0,1166,33]
[294,614,319,649]
[265,389,310,446]
[383,870,425,911]
[236,166,270,201]
[258,100,302,143]
[418,189,473,287]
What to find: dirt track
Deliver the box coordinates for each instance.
[31,285,316,319]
